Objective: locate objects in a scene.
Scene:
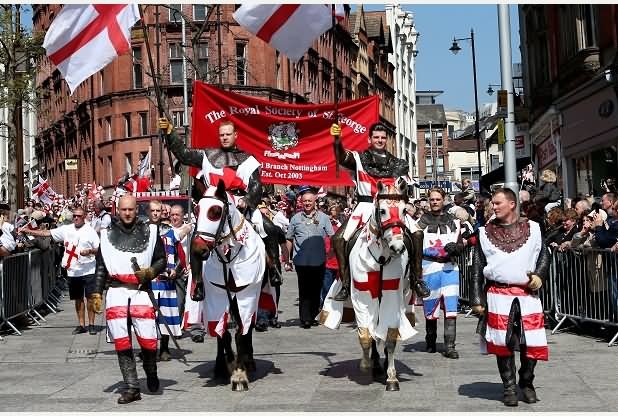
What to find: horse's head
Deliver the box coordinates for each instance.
[191,180,233,262]
[373,178,409,256]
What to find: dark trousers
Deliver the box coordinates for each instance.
[295,264,325,323]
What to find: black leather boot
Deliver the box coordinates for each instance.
[497,355,518,407]
[518,355,538,403]
[117,349,141,404]
[159,335,171,361]
[443,318,459,359]
[425,319,437,353]
[141,348,160,392]
[332,229,350,301]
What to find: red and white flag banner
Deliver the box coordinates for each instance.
[233,4,344,61]
[43,4,140,94]
[191,82,379,187]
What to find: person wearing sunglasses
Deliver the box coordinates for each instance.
[20,206,100,335]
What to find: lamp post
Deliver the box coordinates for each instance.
[450,29,482,183]
[486,83,501,96]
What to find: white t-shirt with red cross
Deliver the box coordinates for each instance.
[50,223,100,277]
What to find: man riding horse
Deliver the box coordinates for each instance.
[329,122,429,301]
[158,118,264,231]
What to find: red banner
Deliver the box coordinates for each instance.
[191,82,379,186]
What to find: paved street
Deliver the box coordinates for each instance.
[1,271,618,412]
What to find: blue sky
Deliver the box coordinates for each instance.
[362,4,521,113]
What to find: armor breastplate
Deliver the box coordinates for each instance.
[359,149,409,178]
[107,220,151,253]
[204,148,251,169]
[417,212,457,234]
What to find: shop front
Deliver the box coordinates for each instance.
[557,74,618,198]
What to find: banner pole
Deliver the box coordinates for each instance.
[332,4,340,178]
[139,5,174,188]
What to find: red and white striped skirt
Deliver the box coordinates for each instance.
[482,285,548,361]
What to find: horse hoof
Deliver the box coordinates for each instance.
[386,381,400,392]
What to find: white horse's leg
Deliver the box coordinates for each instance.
[358,327,372,372]
[385,328,400,391]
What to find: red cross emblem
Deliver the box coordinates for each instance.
[34,181,49,197]
[64,242,80,269]
[208,167,246,191]
[49,5,132,66]
[354,271,400,299]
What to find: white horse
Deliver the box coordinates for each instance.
[190,180,265,391]
[348,178,419,391]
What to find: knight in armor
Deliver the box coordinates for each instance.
[90,195,167,404]
[329,122,428,301]
[416,188,464,359]
[471,188,550,406]
[157,118,263,229]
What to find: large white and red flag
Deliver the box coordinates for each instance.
[43,4,140,94]
[32,176,57,205]
[233,4,345,61]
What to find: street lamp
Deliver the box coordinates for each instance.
[486,83,501,96]
[450,29,483,182]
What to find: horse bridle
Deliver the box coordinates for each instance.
[194,195,239,247]
[373,193,409,239]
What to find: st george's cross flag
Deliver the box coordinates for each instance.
[43,4,140,94]
[233,4,345,61]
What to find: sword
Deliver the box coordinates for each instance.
[131,257,188,366]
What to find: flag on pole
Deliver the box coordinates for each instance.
[233,4,345,61]
[42,4,140,94]
[138,148,151,178]
[32,176,57,205]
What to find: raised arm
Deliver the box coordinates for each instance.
[330,124,356,171]
[159,118,204,168]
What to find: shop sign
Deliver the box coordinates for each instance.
[536,136,556,170]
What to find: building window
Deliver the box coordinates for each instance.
[132,46,143,88]
[123,113,132,138]
[105,116,112,140]
[197,41,208,80]
[169,4,182,23]
[172,110,185,127]
[99,71,104,95]
[448,125,454,138]
[169,42,183,84]
[460,166,481,181]
[236,42,247,85]
[425,155,433,175]
[139,112,148,136]
[436,131,443,147]
[107,156,113,184]
[437,155,444,174]
[424,130,431,147]
[125,153,132,175]
[193,4,207,21]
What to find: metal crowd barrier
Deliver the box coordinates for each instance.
[0,247,61,336]
[550,248,618,346]
[456,244,618,347]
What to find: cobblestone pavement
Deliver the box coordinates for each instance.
[1,270,617,411]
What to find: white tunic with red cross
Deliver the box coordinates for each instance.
[199,154,260,198]
[50,223,99,277]
[343,151,398,240]
[478,220,548,360]
[100,224,159,351]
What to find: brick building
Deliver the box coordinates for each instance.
[519,5,618,197]
[416,104,449,190]
[34,4,364,195]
